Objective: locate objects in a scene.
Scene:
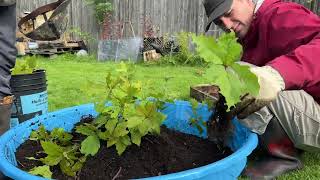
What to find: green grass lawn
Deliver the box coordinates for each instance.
[35,54,209,111]
[28,54,320,179]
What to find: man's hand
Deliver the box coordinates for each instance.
[230,64,285,119]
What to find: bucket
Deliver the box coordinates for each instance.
[9,70,48,128]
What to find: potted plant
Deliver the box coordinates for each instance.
[10,56,48,127]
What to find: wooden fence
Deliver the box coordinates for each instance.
[16,0,320,51]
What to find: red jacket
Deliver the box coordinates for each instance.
[240,0,320,104]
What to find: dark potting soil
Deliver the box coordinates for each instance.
[16,117,232,180]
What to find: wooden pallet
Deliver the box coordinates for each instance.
[25,41,84,56]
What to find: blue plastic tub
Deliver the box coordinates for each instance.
[0,100,258,180]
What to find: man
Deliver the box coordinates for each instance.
[0,1,16,179]
[203,0,320,179]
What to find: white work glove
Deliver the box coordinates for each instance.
[0,0,16,6]
[230,63,285,119]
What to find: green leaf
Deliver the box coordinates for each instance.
[138,120,149,135]
[106,106,121,119]
[115,141,126,155]
[105,119,118,132]
[113,89,127,100]
[76,124,97,136]
[72,156,86,171]
[189,98,199,110]
[130,130,142,146]
[192,34,223,65]
[231,63,260,97]
[152,122,161,135]
[120,135,131,146]
[97,129,111,140]
[144,103,157,117]
[41,155,62,166]
[80,135,100,156]
[107,138,118,148]
[29,165,52,179]
[203,65,234,109]
[135,102,146,115]
[94,101,106,114]
[149,112,166,134]
[113,122,128,137]
[115,135,131,155]
[59,158,77,177]
[30,125,49,141]
[41,141,63,156]
[126,116,143,128]
[105,72,113,86]
[156,112,167,123]
[40,141,63,166]
[94,114,108,127]
[51,128,73,144]
[216,32,242,66]
[216,66,243,109]
[27,56,37,70]
[125,81,142,99]
[11,56,37,75]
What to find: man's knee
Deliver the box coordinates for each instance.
[275,90,320,119]
[269,90,320,151]
[277,90,318,112]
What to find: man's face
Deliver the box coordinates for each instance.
[215,0,255,38]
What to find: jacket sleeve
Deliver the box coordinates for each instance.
[266,4,320,90]
[0,5,16,97]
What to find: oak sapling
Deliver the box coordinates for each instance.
[192,32,260,142]
[192,32,260,110]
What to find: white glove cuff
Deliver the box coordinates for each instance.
[250,66,285,100]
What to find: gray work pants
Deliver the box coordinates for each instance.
[239,90,320,152]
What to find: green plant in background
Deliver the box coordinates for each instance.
[157,32,207,66]
[85,0,113,24]
[175,32,201,65]
[68,27,97,45]
[192,32,260,110]
[11,56,37,75]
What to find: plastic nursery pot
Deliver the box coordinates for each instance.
[0,101,258,180]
